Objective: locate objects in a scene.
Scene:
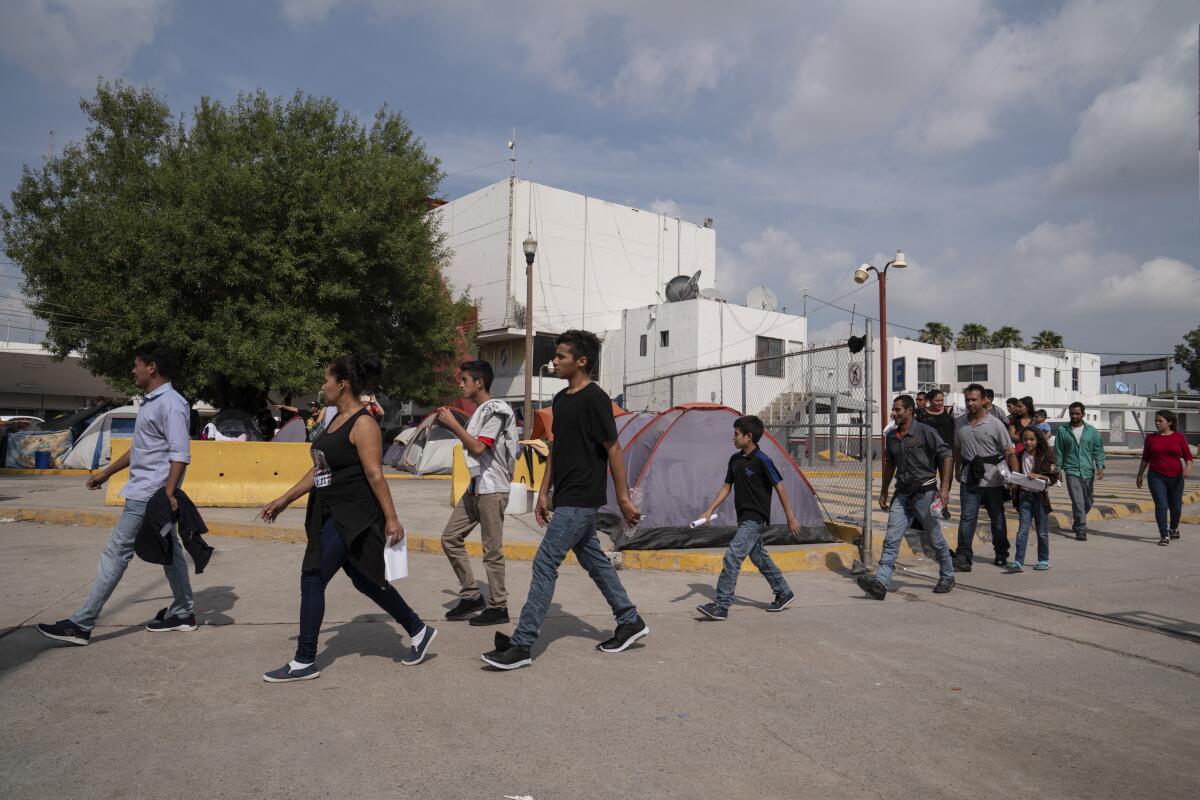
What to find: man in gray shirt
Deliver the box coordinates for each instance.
[954,383,1018,570]
[38,343,196,646]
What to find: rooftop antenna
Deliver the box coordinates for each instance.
[507,127,516,180]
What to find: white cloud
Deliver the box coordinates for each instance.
[0,0,171,91]
[1074,257,1200,314]
[647,198,682,217]
[717,227,854,307]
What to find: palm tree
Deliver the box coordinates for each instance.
[918,321,954,351]
[991,326,1024,348]
[957,323,989,351]
[1031,329,1064,350]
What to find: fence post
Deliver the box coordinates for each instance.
[829,393,839,466]
[740,363,747,414]
[862,319,874,567]
[669,375,674,408]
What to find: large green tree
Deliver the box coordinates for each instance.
[957,323,989,351]
[990,326,1023,348]
[1176,326,1200,392]
[1031,329,1064,350]
[917,321,954,351]
[2,82,471,408]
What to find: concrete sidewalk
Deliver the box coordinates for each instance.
[1,501,1198,799]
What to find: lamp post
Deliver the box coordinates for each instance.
[522,235,537,436]
[853,250,906,433]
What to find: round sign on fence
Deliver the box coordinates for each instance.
[848,363,863,388]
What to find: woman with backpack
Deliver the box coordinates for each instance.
[1006,426,1059,572]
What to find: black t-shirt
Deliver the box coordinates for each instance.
[724,446,784,524]
[551,382,619,508]
[918,408,955,449]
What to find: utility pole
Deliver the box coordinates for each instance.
[505,129,516,326]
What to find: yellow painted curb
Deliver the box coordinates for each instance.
[1180,515,1200,526]
[2,505,856,574]
[0,467,95,476]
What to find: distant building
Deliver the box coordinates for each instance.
[0,341,126,418]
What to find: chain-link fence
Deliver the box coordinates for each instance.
[622,325,876,534]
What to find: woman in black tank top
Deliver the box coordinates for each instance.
[257,353,436,683]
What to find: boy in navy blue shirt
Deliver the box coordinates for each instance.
[696,415,799,620]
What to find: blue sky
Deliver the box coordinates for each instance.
[1,0,1196,357]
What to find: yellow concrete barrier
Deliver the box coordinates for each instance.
[450,441,549,507]
[451,443,469,506]
[105,439,314,507]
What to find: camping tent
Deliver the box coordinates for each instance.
[61,406,139,469]
[598,403,831,550]
[272,416,308,442]
[210,409,264,441]
[391,408,470,474]
[531,400,629,441]
[384,424,420,466]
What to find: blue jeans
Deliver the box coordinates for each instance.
[714,519,791,609]
[956,483,1010,564]
[296,517,424,663]
[1065,474,1094,534]
[1014,492,1049,565]
[1147,471,1184,536]
[877,489,953,587]
[510,506,637,649]
[70,498,193,631]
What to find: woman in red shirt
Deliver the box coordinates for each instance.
[1136,410,1193,545]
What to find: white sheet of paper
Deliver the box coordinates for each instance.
[999,467,1047,492]
[384,538,408,581]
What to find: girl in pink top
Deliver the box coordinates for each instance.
[1136,410,1193,544]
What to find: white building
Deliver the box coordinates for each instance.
[0,341,126,418]
[600,297,808,410]
[435,179,717,404]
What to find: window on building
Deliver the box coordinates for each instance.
[1034,367,1042,378]
[957,364,988,382]
[1054,370,1061,388]
[1072,367,1079,391]
[892,357,906,391]
[659,330,670,347]
[756,335,784,378]
[1018,364,1026,382]
[787,340,804,353]
[639,334,647,357]
[917,358,935,386]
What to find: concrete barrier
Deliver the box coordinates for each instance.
[105,439,313,507]
[450,441,549,507]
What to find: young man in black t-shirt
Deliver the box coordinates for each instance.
[481,330,647,670]
[695,415,799,620]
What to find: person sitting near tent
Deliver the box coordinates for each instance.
[437,360,519,626]
[481,330,647,670]
[37,342,198,646]
[694,415,799,620]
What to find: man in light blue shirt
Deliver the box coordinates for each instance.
[38,343,197,646]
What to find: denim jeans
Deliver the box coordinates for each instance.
[1014,491,1049,565]
[296,517,424,663]
[1147,471,1185,536]
[877,489,953,588]
[955,483,1010,564]
[1065,474,1094,534]
[510,506,637,649]
[70,497,193,631]
[713,519,792,609]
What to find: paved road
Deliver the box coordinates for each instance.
[2,502,1198,799]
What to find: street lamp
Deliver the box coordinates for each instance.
[522,235,537,436]
[852,250,906,433]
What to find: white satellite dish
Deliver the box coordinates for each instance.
[1115,381,1130,394]
[746,285,779,312]
[699,287,727,302]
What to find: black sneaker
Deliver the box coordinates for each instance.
[1158,536,1170,546]
[263,661,320,683]
[468,606,510,627]
[941,507,952,520]
[146,611,198,632]
[932,577,955,594]
[856,574,887,601]
[36,619,90,646]
[953,554,972,572]
[696,602,728,620]
[765,591,795,612]
[402,625,437,666]
[1170,529,1180,540]
[1075,531,1087,541]
[993,555,1008,567]
[597,615,649,652]
[481,637,532,670]
[445,596,486,620]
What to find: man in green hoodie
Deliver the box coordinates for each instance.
[1054,402,1105,541]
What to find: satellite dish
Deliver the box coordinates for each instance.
[699,287,727,302]
[1115,381,1130,394]
[664,270,702,302]
[746,285,779,312]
